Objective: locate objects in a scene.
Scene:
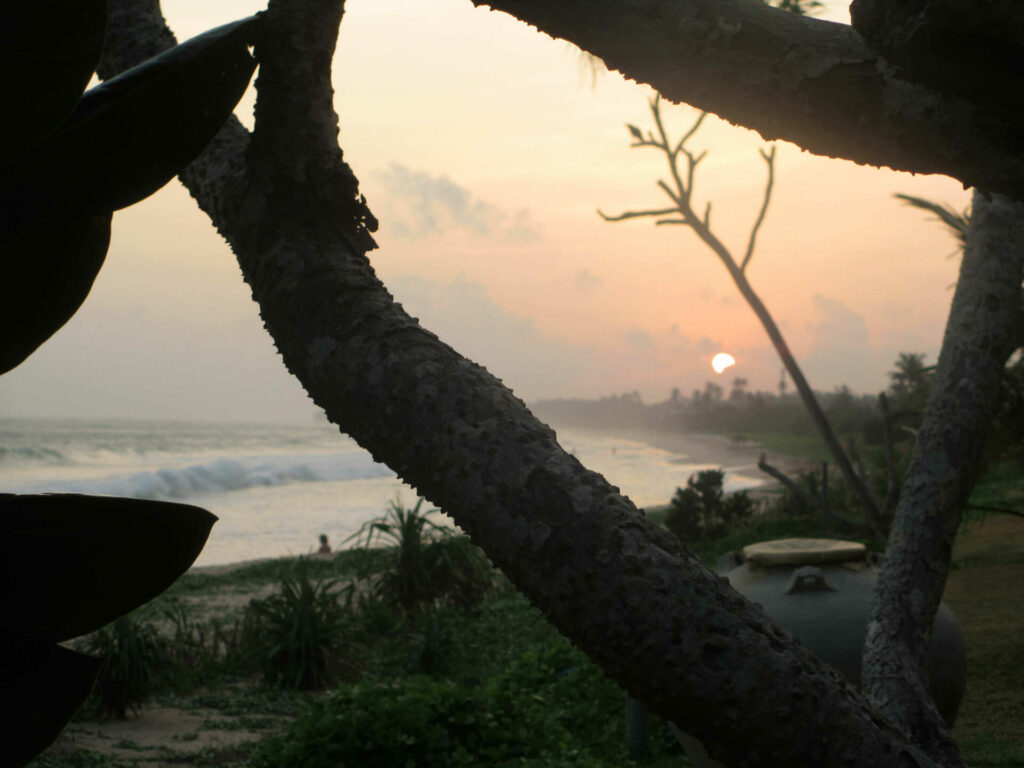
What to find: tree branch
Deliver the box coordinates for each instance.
[863,190,1024,765]
[96,1,953,764]
[601,100,886,542]
[757,453,817,511]
[471,0,1024,200]
[878,392,900,515]
[741,146,775,272]
[850,0,1024,117]
[597,207,678,222]
[965,504,1024,519]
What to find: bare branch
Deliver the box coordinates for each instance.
[600,96,883,544]
[742,145,776,272]
[675,111,708,156]
[758,454,817,511]
[878,392,900,515]
[656,179,682,207]
[965,504,1024,519]
[598,207,678,222]
[847,437,883,517]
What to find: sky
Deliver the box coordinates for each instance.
[0,0,973,423]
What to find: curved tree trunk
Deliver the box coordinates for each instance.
[862,190,1024,764]
[97,1,1022,766]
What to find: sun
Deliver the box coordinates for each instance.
[711,353,736,374]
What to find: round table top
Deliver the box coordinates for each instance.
[742,538,867,566]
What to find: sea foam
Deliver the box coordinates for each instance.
[15,452,394,500]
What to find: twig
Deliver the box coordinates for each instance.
[601,98,884,532]
[965,504,1024,519]
[878,392,899,515]
[741,147,775,272]
[757,454,817,512]
[847,437,884,537]
[598,207,677,222]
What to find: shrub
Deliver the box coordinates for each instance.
[349,499,496,615]
[409,604,455,677]
[665,469,753,540]
[242,560,354,690]
[665,486,703,541]
[76,617,168,718]
[249,641,633,768]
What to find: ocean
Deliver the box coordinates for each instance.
[0,419,763,567]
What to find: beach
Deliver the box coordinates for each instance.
[2,419,795,568]
[45,426,815,765]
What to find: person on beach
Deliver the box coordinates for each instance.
[317,533,331,555]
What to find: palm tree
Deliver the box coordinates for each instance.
[889,352,929,402]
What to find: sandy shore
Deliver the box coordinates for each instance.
[187,429,812,575]
[589,428,808,472]
[563,427,814,508]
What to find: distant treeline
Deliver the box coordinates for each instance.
[531,351,1024,462]
[530,384,892,444]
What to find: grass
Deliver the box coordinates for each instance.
[947,514,1024,767]
[725,430,837,462]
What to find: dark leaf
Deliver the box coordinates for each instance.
[0,15,261,243]
[1,630,101,767]
[0,0,107,166]
[627,123,643,141]
[0,494,216,642]
[0,213,111,375]
[894,192,971,245]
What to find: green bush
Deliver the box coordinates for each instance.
[665,469,753,540]
[76,617,167,718]
[249,641,633,768]
[410,604,455,677]
[242,560,354,690]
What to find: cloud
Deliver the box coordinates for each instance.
[575,269,602,293]
[383,277,742,402]
[803,294,885,392]
[624,328,653,349]
[385,274,597,399]
[369,163,541,243]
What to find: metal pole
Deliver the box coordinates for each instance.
[821,461,829,534]
[625,694,648,761]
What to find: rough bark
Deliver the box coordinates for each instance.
[849,0,1024,115]
[862,190,1024,764]
[470,0,1024,201]
[100,0,952,765]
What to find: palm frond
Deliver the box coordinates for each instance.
[895,193,971,245]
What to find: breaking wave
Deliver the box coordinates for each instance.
[24,452,394,500]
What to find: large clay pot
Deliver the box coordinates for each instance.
[630,538,968,768]
[716,538,967,726]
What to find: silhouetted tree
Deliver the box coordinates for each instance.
[889,353,930,401]
[729,377,748,402]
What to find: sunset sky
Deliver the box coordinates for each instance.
[0,0,972,423]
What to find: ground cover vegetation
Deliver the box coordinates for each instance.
[32,494,1023,768]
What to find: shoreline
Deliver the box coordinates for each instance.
[560,425,814,485]
[189,428,812,576]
